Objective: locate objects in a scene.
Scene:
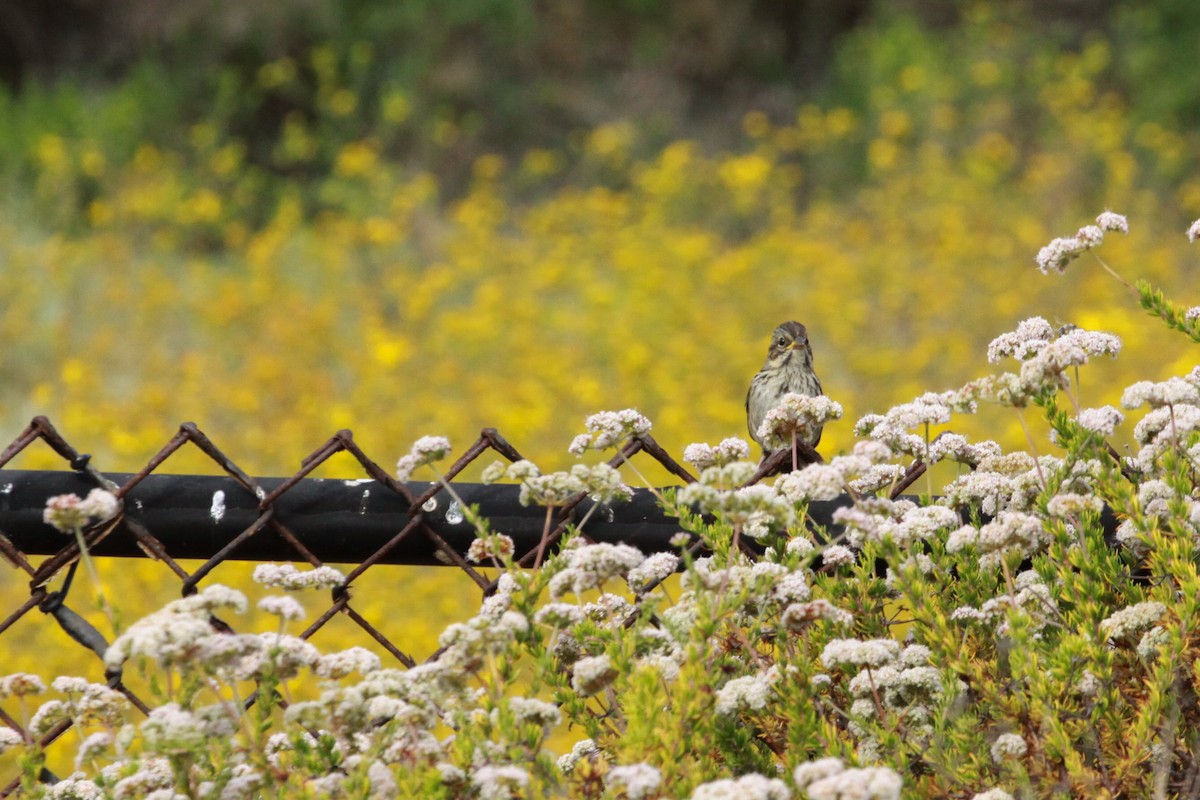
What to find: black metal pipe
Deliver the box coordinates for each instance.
[0,470,703,566]
[0,470,1122,567]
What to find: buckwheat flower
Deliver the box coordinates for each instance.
[557,738,600,774]
[806,767,902,800]
[258,633,321,678]
[1075,670,1101,697]
[52,677,89,695]
[848,464,909,495]
[990,733,1027,762]
[776,463,846,502]
[787,536,816,557]
[636,653,681,681]
[258,595,305,621]
[474,766,533,800]
[1075,224,1104,247]
[1035,235,1087,274]
[252,563,345,590]
[533,602,584,627]
[1137,626,1172,661]
[468,533,515,563]
[550,542,646,598]
[683,437,751,470]
[571,654,616,695]
[141,704,207,755]
[45,777,104,799]
[783,600,854,631]
[69,683,129,727]
[0,727,24,754]
[1045,493,1104,518]
[1100,601,1166,641]
[773,570,811,604]
[1018,329,1121,388]
[627,551,679,590]
[949,605,987,623]
[849,664,901,698]
[395,435,452,481]
[519,469,586,506]
[43,494,87,533]
[895,505,959,546]
[1122,377,1200,409]
[29,699,69,737]
[583,593,634,623]
[756,394,844,450]
[853,414,926,458]
[606,763,662,800]
[715,671,775,715]
[794,758,845,789]
[972,790,1016,800]
[105,609,219,671]
[569,409,652,454]
[0,673,45,697]
[1187,306,1200,321]
[833,502,898,548]
[316,647,381,679]
[499,697,562,730]
[821,544,855,567]
[306,774,345,796]
[988,317,1056,362]
[1187,218,1200,242]
[976,511,1047,563]
[1076,405,1124,436]
[689,774,790,800]
[1096,210,1128,233]
[821,638,900,669]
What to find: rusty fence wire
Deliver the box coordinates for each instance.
[0,415,858,792]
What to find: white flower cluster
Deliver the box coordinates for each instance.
[1099,601,1166,643]
[854,391,981,461]
[467,533,515,564]
[989,732,1027,762]
[252,563,345,590]
[43,488,120,533]
[683,437,752,470]
[1034,211,1127,274]
[714,668,777,716]
[689,773,791,800]
[831,499,959,550]
[483,459,632,507]
[605,763,662,800]
[781,599,854,631]
[821,638,901,670]
[678,463,795,536]
[949,571,1059,634]
[104,584,249,671]
[570,653,616,695]
[471,764,529,800]
[1075,405,1124,436]
[395,435,453,481]
[548,541,647,599]
[793,757,903,800]
[982,317,1122,400]
[568,408,652,455]
[774,441,899,502]
[755,393,844,450]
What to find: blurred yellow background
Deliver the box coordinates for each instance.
[2,1,1200,773]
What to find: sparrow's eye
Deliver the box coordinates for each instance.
[776,336,787,348]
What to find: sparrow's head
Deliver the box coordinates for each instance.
[765,321,812,366]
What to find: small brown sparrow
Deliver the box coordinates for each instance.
[746,321,823,452]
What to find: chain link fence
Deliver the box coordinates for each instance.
[0,415,870,792]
